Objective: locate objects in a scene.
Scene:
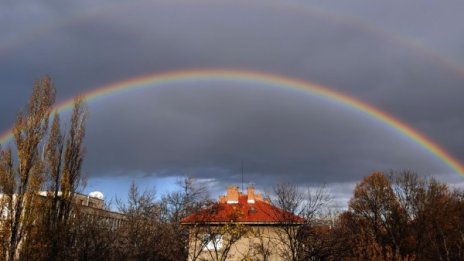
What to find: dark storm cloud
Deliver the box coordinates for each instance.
[83,83,447,183]
[310,0,464,57]
[1,0,464,201]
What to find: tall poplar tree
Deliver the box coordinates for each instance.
[0,76,87,260]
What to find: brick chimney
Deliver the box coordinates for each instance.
[226,186,239,204]
[247,185,255,204]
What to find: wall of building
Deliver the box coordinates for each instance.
[187,225,292,261]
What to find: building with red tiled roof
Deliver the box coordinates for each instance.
[181,185,304,261]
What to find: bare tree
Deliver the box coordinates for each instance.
[115,181,163,260]
[270,182,331,261]
[163,177,210,223]
[109,177,214,261]
[185,209,250,261]
[236,227,274,261]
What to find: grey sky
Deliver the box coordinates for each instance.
[1,0,463,205]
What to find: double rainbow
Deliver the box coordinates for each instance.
[1,69,463,174]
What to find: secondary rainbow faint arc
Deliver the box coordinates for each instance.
[3,0,464,78]
[0,69,463,174]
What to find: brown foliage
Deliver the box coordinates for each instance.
[335,171,464,261]
[0,76,88,260]
[0,76,56,260]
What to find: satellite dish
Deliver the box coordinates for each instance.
[89,191,104,200]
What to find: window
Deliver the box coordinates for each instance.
[202,233,223,251]
[1,206,9,219]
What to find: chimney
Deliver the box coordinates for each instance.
[247,185,255,204]
[219,195,226,204]
[226,186,239,204]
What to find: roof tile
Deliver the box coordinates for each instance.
[181,195,304,224]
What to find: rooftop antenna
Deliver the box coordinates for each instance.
[241,160,244,193]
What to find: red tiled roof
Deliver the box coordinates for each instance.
[181,195,304,224]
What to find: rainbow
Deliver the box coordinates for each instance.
[1,69,463,174]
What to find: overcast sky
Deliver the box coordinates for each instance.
[1,0,464,208]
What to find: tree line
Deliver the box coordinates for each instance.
[1,76,463,260]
